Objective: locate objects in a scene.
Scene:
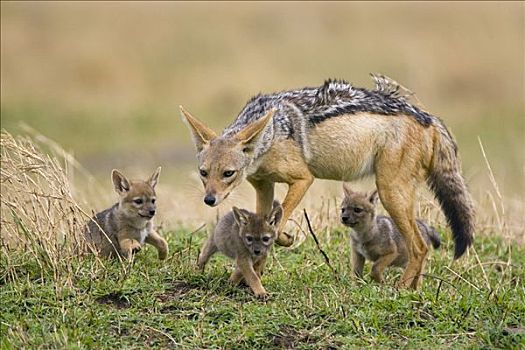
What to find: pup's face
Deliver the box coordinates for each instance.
[112,168,161,222]
[341,186,378,230]
[233,204,283,257]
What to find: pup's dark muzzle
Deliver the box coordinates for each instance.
[341,217,357,227]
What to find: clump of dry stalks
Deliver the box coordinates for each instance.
[0,131,104,287]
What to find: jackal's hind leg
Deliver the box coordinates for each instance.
[376,180,428,289]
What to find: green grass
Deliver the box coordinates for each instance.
[1,229,524,349]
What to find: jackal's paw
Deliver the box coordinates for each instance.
[276,231,294,247]
[371,274,384,284]
[254,290,268,300]
[158,247,168,260]
[396,276,414,289]
[129,241,142,254]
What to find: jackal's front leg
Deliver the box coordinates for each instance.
[277,176,314,247]
[236,257,267,298]
[145,231,169,260]
[248,178,275,215]
[119,238,141,259]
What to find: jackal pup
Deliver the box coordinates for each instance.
[85,167,168,260]
[198,201,283,298]
[341,185,440,283]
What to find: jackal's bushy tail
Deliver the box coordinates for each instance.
[427,122,475,259]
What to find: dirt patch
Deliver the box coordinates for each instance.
[95,292,130,309]
[272,326,341,349]
[503,326,525,335]
[272,326,317,349]
[156,281,201,302]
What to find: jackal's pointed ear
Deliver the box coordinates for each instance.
[266,201,283,228]
[112,169,130,194]
[342,183,353,197]
[368,190,379,205]
[148,166,161,189]
[234,109,275,154]
[179,105,217,152]
[232,207,249,227]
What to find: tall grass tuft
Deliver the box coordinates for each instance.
[0,131,103,289]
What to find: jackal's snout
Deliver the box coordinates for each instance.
[204,194,216,206]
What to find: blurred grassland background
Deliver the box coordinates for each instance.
[1,2,524,238]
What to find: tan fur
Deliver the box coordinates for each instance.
[181,106,469,289]
[197,202,283,298]
[84,167,168,260]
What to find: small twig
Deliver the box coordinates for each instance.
[187,223,206,264]
[143,325,178,346]
[471,245,491,290]
[444,266,481,291]
[189,223,207,236]
[303,209,339,280]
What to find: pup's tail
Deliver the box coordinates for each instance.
[427,226,441,249]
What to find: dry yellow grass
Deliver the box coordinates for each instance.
[0,131,115,288]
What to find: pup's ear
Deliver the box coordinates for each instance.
[234,108,275,155]
[342,183,353,197]
[112,169,130,194]
[232,207,249,227]
[148,166,161,189]
[180,105,217,152]
[368,190,379,205]
[266,202,283,228]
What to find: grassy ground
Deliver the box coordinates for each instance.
[1,227,524,349]
[1,3,524,349]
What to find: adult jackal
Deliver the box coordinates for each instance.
[180,75,474,289]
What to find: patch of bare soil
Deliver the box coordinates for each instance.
[95,292,130,309]
[156,281,200,302]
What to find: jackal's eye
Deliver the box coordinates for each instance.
[134,198,143,205]
[353,207,363,213]
[199,169,208,177]
[245,236,253,243]
[151,198,156,204]
[223,170,235,178]
[262,236,270,243]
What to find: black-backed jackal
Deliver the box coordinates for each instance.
[180,75,474,289]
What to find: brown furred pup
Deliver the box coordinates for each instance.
[198,201,283,298]
[341,185,440,283]
[85,167,168,260]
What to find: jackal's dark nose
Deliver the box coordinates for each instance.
[149,209,156,216]
[204,195,216,206]
[341,216,350,224]
[253,249,261,256]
